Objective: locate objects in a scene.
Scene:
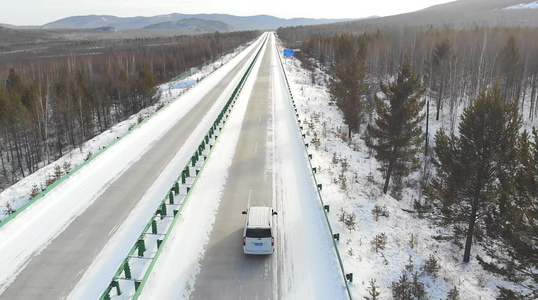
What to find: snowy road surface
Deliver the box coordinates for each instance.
[0,34,266,299]
[139,33,348,299]
[190,31,275,300]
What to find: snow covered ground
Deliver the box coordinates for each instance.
[0,30,529,299]
[282,51,533,298]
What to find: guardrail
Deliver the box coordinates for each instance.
[274,40,354,300]
[100,34,268,300]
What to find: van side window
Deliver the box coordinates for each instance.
[246,228,271,238]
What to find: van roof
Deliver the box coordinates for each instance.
[247,207,272,227]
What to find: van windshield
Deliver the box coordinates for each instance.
[246,228,271,238]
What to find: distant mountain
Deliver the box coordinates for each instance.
[356,0,538,28]
[144,18,233,32]
[0,24,40,30]
[143,20,196,31]
[41,13,356,31]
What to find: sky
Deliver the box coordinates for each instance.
[0,0,456,26]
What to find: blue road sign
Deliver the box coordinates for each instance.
[284,49,294,58]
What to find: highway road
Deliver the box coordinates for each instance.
[184,32,347,299]
[190,32,276,300]
[1,32,348,300]
[0,34,267,300]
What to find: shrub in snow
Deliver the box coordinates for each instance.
[340,157,349,172]
[391,271,426,300]
[339,169,348,191]
[332,152,339,165]
[338,208,357,232]
[5,202,15,215]
[30,183,40,198]
[366,171,375,183]
[410,272,426,299]
[446,286,459,300]
[408,233,419,250]
[338,207,346,223]
[62,161,72,173]
[423,254,441,278]
[371,233,387,253]
[371,204,389,221]
[54,165,63,181]
[345,213,356,232]
[312,132,321,149]
[495,286,526,300]
[364,278,381,300]
[391,273,411,299]
[46,174,56,186]
[405,255,415,273]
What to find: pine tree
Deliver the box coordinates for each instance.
[136,67,157,108]
[4,68,27,178]
[371,233,387,253]
[446,286,460,300]
[364,278,381,300]
[410,272,426,299]
[423,254,441,277]
[497,128,538,290]
[391,271,426,300]
[496,286,526,300]
[5,68,24,98]
[430,83,521,263]
[392,273,412,300]
[424,38,452,121]
[329,34,369,140]
[0,87,8,180]
[500,35,521,103]
[367,57,425,194]
[75,71,93,146]
[0,87,7,125]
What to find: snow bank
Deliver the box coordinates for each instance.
[505,1,538,10]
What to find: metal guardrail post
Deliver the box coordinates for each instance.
[151,220,157,234]
[160,203,167,219]
[124,261,132,279]
[169,191,174,204]
[173,182,179,195]
[137,239,146,257]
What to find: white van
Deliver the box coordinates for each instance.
[241,207,277,255]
